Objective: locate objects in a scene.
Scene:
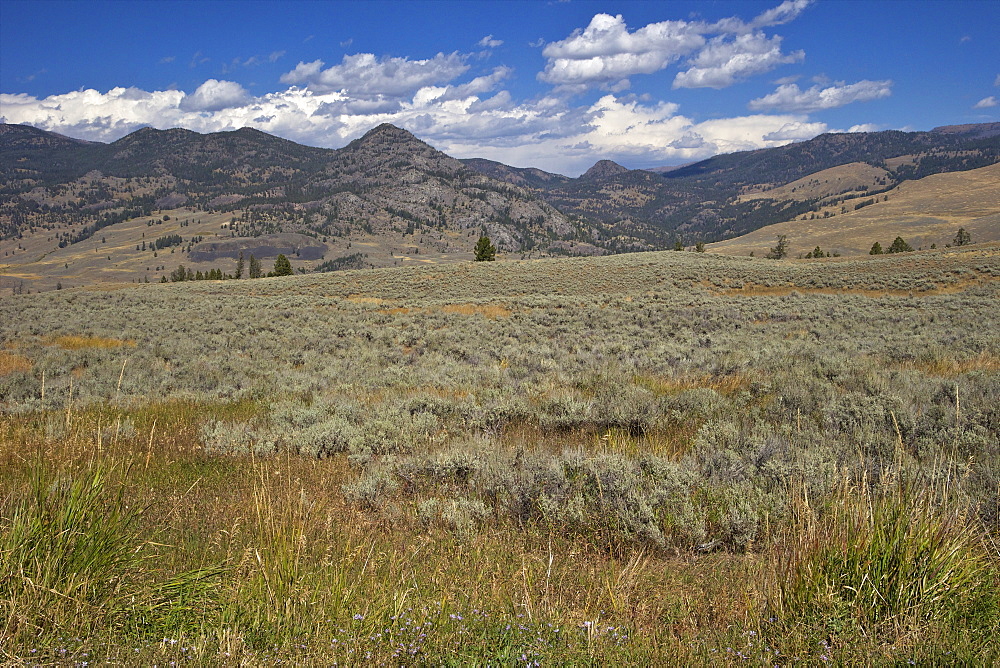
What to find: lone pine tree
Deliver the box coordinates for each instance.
[474,236,496,262]
[272,254,293,276]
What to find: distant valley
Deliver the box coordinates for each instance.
[1,120,999,291]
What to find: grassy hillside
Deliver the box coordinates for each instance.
[0,204,497,293]
[2,247,998,663]
[711,162,1000,257]
[739,161,891,202]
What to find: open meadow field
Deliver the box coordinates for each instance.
[2,246,999,664]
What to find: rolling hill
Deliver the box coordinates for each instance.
[709,161,1000,257]
[2,120,999,290]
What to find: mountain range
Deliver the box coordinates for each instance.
[1,120,999,289]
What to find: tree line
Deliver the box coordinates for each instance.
[161,252,294,282]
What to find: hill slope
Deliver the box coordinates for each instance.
[2,121,998,290]
[709,162,1000,257]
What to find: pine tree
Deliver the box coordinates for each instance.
[767,235,789,259]
[272,254,293,276]
[953,228,971,247]
[887,236,913,254]
[235,251,245,279]
[474,236,496,261]
[870,242,883,255]
[248,254,262,279]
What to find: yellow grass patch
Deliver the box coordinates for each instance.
[635,373,750,397]
[345,295,388,305]
[898,352,1000,377]
[0,350,32,375]
[47,335,136,350]
[595,424,701,460]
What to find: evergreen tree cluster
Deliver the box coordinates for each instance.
[160,253,295,282]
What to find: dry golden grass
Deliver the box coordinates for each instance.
[46,335,136,350]
[0,350,32,375]
[897,352,1000,377]
[440,303,512,319]
[635,373,751,397]
[712,162,1000,257]
[739,161,890,202]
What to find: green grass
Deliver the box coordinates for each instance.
[1,245,999,663]
[770,474,999,653]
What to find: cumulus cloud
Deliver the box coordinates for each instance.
[179,79,250,111]
[673,32,803,89]
[762,120,828,141]
[280,52,469,96]
[1,81,833,175]
[538,1,813,91]
[538,13,705,87]
[974,96,998,109]
[478,35,503,48]
[847,123,880,133]
[748,79,893,112]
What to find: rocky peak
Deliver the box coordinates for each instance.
[581,159,628,180]
[352,123,423,147]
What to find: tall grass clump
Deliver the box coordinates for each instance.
[0,460,224,649]
[769,473,999,652]
[0,463,145,643]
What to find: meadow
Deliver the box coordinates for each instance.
[1,246,998,664]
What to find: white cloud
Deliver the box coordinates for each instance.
[478,35,503,48]
[2,81,831,176]
[847,123,880,133]
[709,0,813,33]
[179,79,249,111]
[539,2,813,91]
[673,32,803,89]
[974,96,998,109]
[748,80,893,112]
[762,120,828,141]
[748,0,814,29]
[538,13,706,87]
[280,52,468,96]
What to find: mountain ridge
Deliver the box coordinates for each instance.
[2,120,999,289]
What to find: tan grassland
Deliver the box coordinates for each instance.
[739,161,891,202]
[711,162,1000,257]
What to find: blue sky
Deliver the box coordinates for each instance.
[2,0,997,175]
